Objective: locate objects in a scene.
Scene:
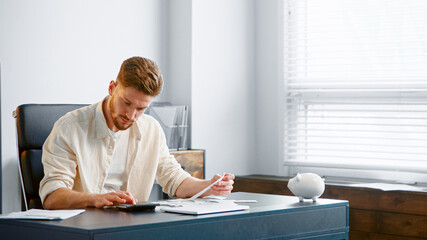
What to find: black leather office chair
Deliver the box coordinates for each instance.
[14,104,87,210]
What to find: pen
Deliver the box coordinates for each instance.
[188,173,225,200]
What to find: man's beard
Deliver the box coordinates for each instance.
[109,97,134,131]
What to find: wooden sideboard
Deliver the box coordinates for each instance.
[170,149,205,179]
[233,175,427,240]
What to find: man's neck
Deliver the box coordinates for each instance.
[102,97,118,132]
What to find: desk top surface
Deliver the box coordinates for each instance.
[0,192,348,234]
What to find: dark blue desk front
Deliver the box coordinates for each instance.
[0,192,349,239]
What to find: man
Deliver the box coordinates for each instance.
[40,57,234,209]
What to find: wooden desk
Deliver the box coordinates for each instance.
[0,192,349,240]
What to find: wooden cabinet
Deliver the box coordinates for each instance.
[170,150,205,179]
[233,175,427,240]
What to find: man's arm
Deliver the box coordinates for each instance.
[43,188,136,210]
[175,173,234,199]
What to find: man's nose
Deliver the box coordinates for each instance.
[126,108,137,120]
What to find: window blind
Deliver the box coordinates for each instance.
[284,0,427,174]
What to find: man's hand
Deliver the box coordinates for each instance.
[43,188,137,209]
[175,173,235,199]
[207,173,235,196]
[92,190,137,208]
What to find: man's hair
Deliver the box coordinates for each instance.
[116,56,163,96]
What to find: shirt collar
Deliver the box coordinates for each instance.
[95,100,110,139]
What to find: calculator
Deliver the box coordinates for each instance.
[114,202,160,212]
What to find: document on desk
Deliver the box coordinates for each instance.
[0,209,85,220]
[158,199,249,215]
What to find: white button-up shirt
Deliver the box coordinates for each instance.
[39,101,190,204]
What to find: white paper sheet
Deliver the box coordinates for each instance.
[158,199,249,215]
[0,209,85,220]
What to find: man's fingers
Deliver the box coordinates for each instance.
[214,179,234,188]
[122,191,137,204]
[207,173,235,197]
[93,192,136,208]
[212,184,233,191]
[109,194,126,204]
[126,192,137,204]
[113,191,136,204]
[210,174,222,183]
[210,186,233,196]
[95,199,114,208]
[211,173,234,184]
[223,173,235,181]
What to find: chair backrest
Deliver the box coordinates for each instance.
[14,104,88,210]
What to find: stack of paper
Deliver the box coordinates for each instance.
[0,209,85,220]
[158,199,249,215]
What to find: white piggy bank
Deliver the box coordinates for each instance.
[287,173,325,202]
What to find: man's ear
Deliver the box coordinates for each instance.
[108,80,117,96]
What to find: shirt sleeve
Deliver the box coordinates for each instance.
[155,124,191,197]
[39,118,77,205]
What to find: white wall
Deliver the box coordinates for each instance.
[254,0,285,176]
[167,0,193,145]
[0,0,276,214]
[188,0,285,178]
[167,0,192,106]
[0,0,168,213]
[191,0,256,178]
